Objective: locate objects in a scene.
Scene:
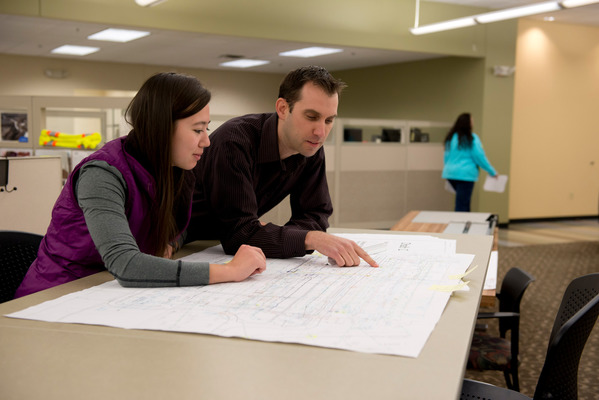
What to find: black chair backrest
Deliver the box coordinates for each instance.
[497,267,535,336]
[0,230,43,303]
[548,273,599,343]
[534,274,599,400]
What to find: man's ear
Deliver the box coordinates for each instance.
[275,98,289,119]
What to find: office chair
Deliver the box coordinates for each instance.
[461,273,599,400]
[533,272,599,399]
[0,230,43,303]
[468,267,535,392]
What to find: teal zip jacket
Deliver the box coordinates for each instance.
[442,133,496,182]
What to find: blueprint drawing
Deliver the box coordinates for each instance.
[7,234,474,357]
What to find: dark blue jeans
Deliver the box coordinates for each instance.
[448,179,475,212]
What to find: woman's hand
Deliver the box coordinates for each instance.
[209,244,266,284]
[163,244,174,259]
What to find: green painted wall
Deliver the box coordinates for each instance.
[335,56,485,122]
[477,20,518,222]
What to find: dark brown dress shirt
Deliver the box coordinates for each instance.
[188,113,332,258]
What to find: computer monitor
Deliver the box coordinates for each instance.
[381,128,401,142]
[343,128,363,142]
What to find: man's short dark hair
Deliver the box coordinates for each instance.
[278,65,347,111]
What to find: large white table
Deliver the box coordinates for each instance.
[0,229,492,400]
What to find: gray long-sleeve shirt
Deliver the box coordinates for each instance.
[76,160,210,287]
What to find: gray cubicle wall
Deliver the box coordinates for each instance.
[332,119,453,229]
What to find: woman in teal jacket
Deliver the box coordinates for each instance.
[442,113,497,212]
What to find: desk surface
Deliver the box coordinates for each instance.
[391,211,498,308]
[0,229,492,400]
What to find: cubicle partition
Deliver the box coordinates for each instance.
[331,118,453,229]
[0,156,62,235]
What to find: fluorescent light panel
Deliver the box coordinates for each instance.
[134,0,167,6]
[561,0,599,7]
[88,28,150,43]
[410,17,476,35]
[475,1,561,23]
[279,47,343,58]
[219,59,270,68]
[410,0,599,35]
[51,45,99,56]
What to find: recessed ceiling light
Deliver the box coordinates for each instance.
[219,59,270,68]
[279,47,343,58]
[135,0,168,6]
[51,45,100,56]
[88,28,150,43]
[544,16,556,21]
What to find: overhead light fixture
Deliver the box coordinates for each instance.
[88,28,150,43]
[134,0,167,6]
[410,0,599,35]
[279,47,343,58]
[475,1,561,24]
[410,17,476,35]
[219,59,270,68]
[51,45,100,56]
[561,0,599,6]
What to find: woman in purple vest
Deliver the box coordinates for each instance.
[16,72,266,298]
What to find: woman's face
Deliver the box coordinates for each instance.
[171,104,211,170]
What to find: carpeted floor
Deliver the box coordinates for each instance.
[464,241,599,399]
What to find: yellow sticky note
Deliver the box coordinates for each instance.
[429,281,470,292]
[449,265,478,280]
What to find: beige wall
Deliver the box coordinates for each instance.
[510,20,599,219]
[0,54,283,116]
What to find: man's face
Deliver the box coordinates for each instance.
[277,82,338,159]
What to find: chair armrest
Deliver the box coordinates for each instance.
[477,312,519,319]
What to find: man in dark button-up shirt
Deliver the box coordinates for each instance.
[189,66,377,268]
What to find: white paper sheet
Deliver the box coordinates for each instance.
[444,180,456,194]
[7,234,475,358]
[483,174,508,193]
[484,250,498,291]
[413,211,491,224]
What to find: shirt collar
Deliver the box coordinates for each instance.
[257,113,281,164]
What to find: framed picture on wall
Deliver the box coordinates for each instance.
[1,112,29,142]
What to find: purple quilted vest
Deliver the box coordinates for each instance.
[15,137,164,297]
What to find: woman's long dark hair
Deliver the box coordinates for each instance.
[444,112,473,149]
[125,72,211,256]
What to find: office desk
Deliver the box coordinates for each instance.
[0,230,492,400]
[391,211,498,307]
